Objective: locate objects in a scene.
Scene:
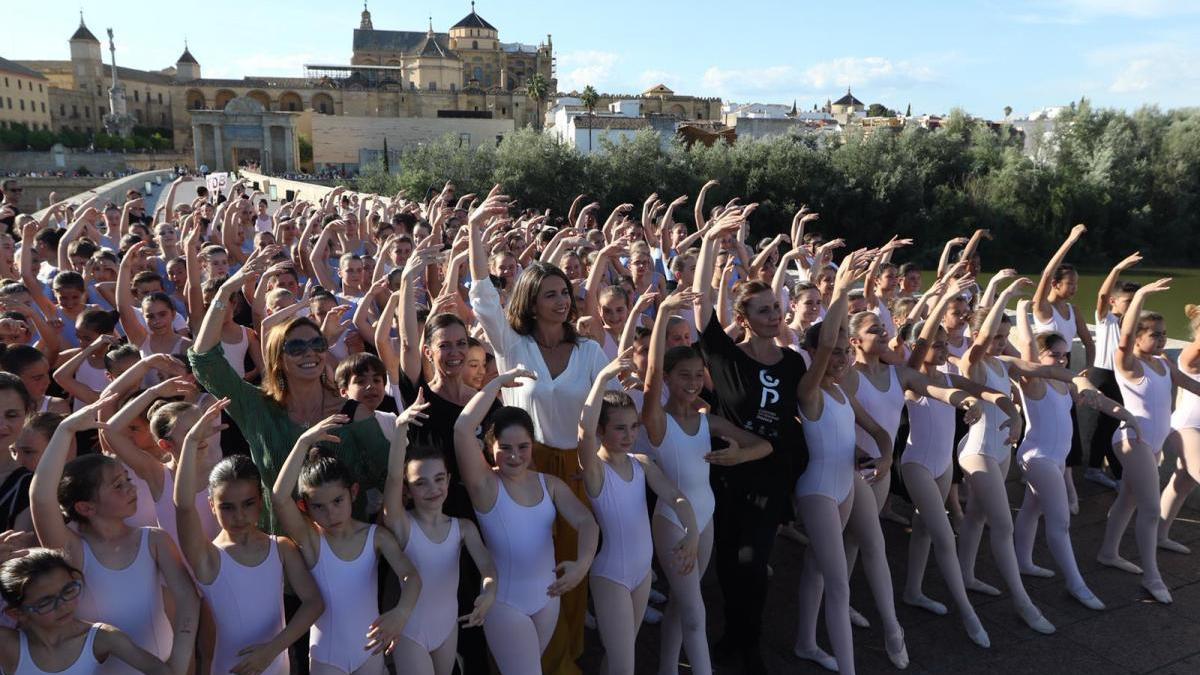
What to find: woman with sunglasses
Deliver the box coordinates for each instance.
[0,548,170,675]
[189,257,391,531]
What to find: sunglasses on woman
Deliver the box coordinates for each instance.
[23,579,82,615]
[282,336,329,357]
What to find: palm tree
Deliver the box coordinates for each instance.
[526,73,548,131]
[580,85,599,153]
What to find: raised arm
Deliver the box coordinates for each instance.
[907,276,970,367]
[965,277,1031,367]
[578,355,633,497]
[979,268,1017,311]
[31,395,115,563]
[936,236,968,279]
[102,376,197,490]
[1014,298,1036,361]
[1097,252,1142,322]
[1032,224,1086,321]
[173,398,229,583]
[690,207,745,332]
[193,251,269,353]
[694,179,718,231]
[454,370,531,504]
[798,250,868,406]
[1115,278,1170,376]
[582,240,627,329]
[52,336,118,404]
[269,415,347,556]
[382,392,431,548]
[116,241,149,347]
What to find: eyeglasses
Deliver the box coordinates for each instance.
[282,336,328,357]
[23,580,82,615]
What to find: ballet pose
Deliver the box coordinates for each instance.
[174,398,325,675]
[1011,302,1136,610]
[271,415,422,675]
[580,348,704,675]
[955,277,1065,635]
[453,369,599,674]
[1098,279,1200,603]
[792,250,904,674]
[382,392,500,675]
[1159,305,1200,552]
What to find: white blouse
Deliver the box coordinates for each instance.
[470,278,611,449]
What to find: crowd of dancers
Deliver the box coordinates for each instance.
[0,174,1194,675]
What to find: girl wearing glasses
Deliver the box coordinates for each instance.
[29,396,200,675]
[189,258,391,531]
[0,548,170,675]
[1011,302,1137,610]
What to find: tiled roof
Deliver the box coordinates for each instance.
[353,29,451,55]
[573,115,651,130]
[452,10,496,31]
[0,56,47,79]
[501,42,538,54]
[834,91,863,106]
[13,60,174,85]
[71,22,98,42]
[418,35,456,59]
[177,48,198,65]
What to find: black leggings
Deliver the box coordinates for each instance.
[711,477,779,651]
[1077,367,1125,478]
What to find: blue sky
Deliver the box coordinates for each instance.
[5,0,1200,118]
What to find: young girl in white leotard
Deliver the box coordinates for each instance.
[1159,305,1200,552]
[838,305,985,636]
[793,250,902,674]
[453,369,599,675]
[29,396,200,675]
[900,278,1003,648]
[1098,279,1200,604]
[1011,305,1136,610]
[1031,224,1095,514]
[383,393,500,675]
[955,278,1065,636]
[0,549,169,675]
[173,399,324,675]
[580,348,704,675]
[271,415,422,675]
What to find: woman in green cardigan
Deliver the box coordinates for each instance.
[188,255,389,530]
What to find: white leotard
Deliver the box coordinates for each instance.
[221,326,251,379]
[1171,358,1200,431]
[14,624,100,675]
[73,360,110,410]
[401,518,461,652]
[152,465,219,548]
[939,333,971,376]
[1018,382,1074,466]
[651,414,713,532]
[902,371,957,478]
[958,358,1013,463]
[852,366,904,459]
[125,471,158,529]
[601,331,619,360]
[76,529,172,675]
[1033,303,1077,345]
[475,473,557,616]
[201,538,289,675]
[796,384,856,503]
[1114,355,1173,453]
[309,526,379,673]
[590,459,653,592]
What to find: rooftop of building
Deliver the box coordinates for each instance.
[0,56,47,80]
[70,18,98,42]
[452,3,497,31]
[15,60,175,85]
[352,29,453,54]
[573,115,651,130]
[833,88,864,106]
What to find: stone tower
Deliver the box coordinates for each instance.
[175,42,200,81]
[68,12,103,93]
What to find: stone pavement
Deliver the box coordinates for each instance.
[580,472,1200,674]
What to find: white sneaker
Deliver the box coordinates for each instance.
[643,605,663,624]
[648,588,667,604]
[1084,468,1118,490]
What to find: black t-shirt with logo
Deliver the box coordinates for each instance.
[698,314,806,515]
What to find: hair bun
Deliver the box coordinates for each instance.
[1186,304,1200,321]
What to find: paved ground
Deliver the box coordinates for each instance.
[580,472,1200,674]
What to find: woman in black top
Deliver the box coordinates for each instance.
[692,206,806,674]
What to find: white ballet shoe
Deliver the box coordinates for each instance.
[1142,579,1173,604]
[1019,563,1056,578]
[648,587,668,604]
[963,614,990,648]
[1016,603,1056,635]
[885,629,909,670]
[1158,537,1192,554]
[964,578,1002,596]
[848,605,871,628]
[643,605,663,624]
[1067,585,1106,611]
[1096,554,1143,575]
[903,593,948,616]
[793,646,838,672]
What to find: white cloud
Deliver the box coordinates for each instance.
[637,69,678,90]
[701,57,937,102]
[1094,43,1200,95]
[556,51,620,92]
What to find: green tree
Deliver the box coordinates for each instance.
[580,85,599,153]
[1003,105,1013,119]
[867,103,896,117]
[526,73,548,131]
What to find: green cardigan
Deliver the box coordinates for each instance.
[188,345,390,531]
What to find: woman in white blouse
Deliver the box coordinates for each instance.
[466,187,610,675]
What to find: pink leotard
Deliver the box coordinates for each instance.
[1018,382,1074,466]
[13,624,100,675]
[902,371,957,478]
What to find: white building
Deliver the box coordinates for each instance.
[1009,106,1066,161]
[546,97,652,155]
